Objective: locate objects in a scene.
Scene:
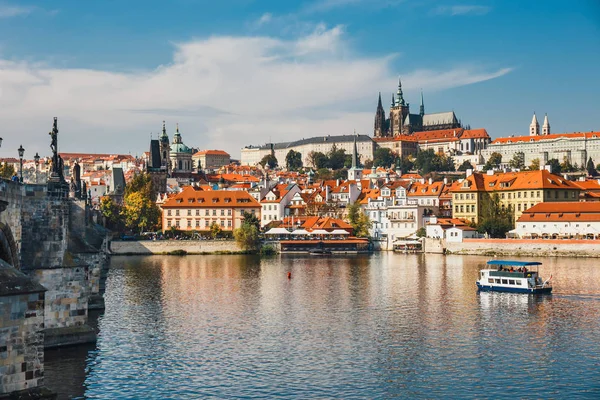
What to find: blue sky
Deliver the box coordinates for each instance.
[0,0,599,159]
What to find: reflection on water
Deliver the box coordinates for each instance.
[44,254,600,399]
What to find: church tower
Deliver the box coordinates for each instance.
[530,113,540,136]
[348,132,363,181]
[542,113,550,135]
[374,92,386,137]
[389,77,410,136]
[159,121,170,174]
[419,90,425,117]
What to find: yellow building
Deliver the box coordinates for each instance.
[449,170,581,224]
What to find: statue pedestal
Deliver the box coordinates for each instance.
[47,179,69,199]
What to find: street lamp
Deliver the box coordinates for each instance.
[18,145,25,183]
[34,152,40,184]
[0,137,3,147]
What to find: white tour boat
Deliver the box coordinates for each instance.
[477,260,552,294]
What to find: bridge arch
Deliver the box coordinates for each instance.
[0,222,19,269]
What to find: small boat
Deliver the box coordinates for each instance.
[477,260,552,294]
[308,248,332,256]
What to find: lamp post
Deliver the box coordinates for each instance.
[34,152,40,184]
[18,145,25,183]
[0,137,3,147]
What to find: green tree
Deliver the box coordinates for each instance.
[509,152,525,170]
[483,152,502,171]
[285,150,303,171]
[546,158,561,174]
[122,191,161,234]
[457,160,473,172]
[210,222,222,239]
[397,156,414,173]
[477,193,514,238]
[363,159,374,169]
[315,168,332,180]
[307,151,328,169]
[560,157,577,173]
[415,227,426,238]
[259,154,278,169]
[529,158,540,171]
[333,168,348,180]
[0,163,16,179]
[234,212,261,251]
[587,157,598,177]
[414,149,454,174]
[99,196,123,229]
[347,202,372,238]
[327,145,347,170]
[373,148,397,168]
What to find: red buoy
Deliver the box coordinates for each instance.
[287,272,292,279]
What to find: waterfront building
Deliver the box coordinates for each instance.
[510,201,600,239]
[260,183,301,227]
[425,216,477,241]
[241,134,375,167]
[161,186,261,232]
[374,79,462,137]
[450,169,582,224]
[192,150,231,171]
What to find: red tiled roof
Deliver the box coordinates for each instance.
[491,131,600,145]
[193,150,230,156]
[162,186,260,208]
[450,170,580,192]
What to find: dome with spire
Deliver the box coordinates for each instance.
[170,123,193,155]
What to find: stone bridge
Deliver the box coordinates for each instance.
[0,178,109,398]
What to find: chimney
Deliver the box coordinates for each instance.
[544,165,552,173]
[486,169,495,176]
[428,177,433,184]
[466,169,473,177]
[430,215,437,224]
[443,177,448,185]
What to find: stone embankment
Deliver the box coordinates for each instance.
[425,238,600,258]
[110,239,244,255]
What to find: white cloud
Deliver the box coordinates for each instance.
[0,3,35,18]
[0,26,511,158]
[433,5,491,16]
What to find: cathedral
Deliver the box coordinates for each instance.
[374,78,462,137]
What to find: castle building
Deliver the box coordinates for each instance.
[374,78,462,137]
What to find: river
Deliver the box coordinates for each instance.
[44,253,600,399]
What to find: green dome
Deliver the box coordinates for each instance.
[170,143,192,154]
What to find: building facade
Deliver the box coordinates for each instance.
[193,150,231,170]
[161,186,261,232]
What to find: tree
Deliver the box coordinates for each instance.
[347,202,372,238]
[0,163,16,179]
[259,154,278,169]
[99,196,123,230]
[210,222,222,239]
[587,157,598,177]
[509,152,525,170]
[315,168,332,180]
[333,168,348,180]
[477,193,514,238]
[327,145,347,170]
[373,148,397,168]
[397,156,414,173]
[414,149,454,174]
[363,159,374,169]
[457,160,473,172]
[415,227,426,238]
[483,152,502,171]
[546,158,561,174]
[560,157,577,173]
[285,150,303,171]
[307,151,328,169]
[529,158,540,171]
[122,191,161,234]
[234,213,261,251]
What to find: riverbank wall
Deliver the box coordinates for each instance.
[110,240,244,255]
[424,238,600,258]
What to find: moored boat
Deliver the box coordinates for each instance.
[477,260,552,294]
[308,248,332,256]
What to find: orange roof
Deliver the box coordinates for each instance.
[460,129,489,139]
[518,202,600,222]
[413,128,463,143]
[373,135,418,143]
[193,150,230,157]
[572,180,600,191]
[401,173,423,180]
[407,181,445,197]
[162,186,260,208]
[450,170,581,192]
[492,131,600,145]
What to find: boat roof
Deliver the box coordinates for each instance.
[486,260,542,266]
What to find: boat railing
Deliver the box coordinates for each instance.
[489,270,536,278]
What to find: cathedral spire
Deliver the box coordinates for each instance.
[542,113,550,135]
[160,120,169,142]
[530,112,540,136]
[352,131,359,169]
[419,90,425,117]
[396,77,406,106]
[377,92,383,108]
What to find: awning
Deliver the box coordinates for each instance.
[310,229,330,235]
[330,229,350,235]
[291,229,310,235]
[265,227,290,235]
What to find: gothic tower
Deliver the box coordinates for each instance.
[159,120,170,173]
[389,77,410,136]
[530,113,540,136]
[374,92,386,137]
[419,90,425,117]
[542,113,550,135]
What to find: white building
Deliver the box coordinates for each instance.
[260,183,301,227]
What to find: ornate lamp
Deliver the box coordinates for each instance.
[18,145,25,183]
[34,152,40,184]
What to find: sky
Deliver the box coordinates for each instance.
[0,0,599,160]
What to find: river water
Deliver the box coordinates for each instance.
[44,253,600,399]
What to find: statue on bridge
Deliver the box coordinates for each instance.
[48,117,66,185]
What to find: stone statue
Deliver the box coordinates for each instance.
[73,162,81,198]
[48,117,65,183]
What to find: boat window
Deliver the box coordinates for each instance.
[501,279,508,284]
[509,280,515,285]
[515,280,522,286]
[495,279,501,283]
[488,278,494,284]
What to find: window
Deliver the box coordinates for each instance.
[508,280,515,285]
[196,220,200,227]
[196,210,200,216]
[501,279,508,284]
[495,279,501,283]
[205,220,210,227]
[564,191,568,199]
[187,220,192,228]
[228,220,232,227]
[175,220,180,227]
[515,280,522,286]
[488,278,494,284]
[167,210,172,216]
[167,220,172,227]
[205,210,209,216]
[221,209,225,216]
[187,210,192,216]
[518,192,521,198]
[175,210,180,216]
[524,192,527,198]
[228,210,232,216]
[212,210,217,216]
[220,220,224,227]
[531,191,535,198]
